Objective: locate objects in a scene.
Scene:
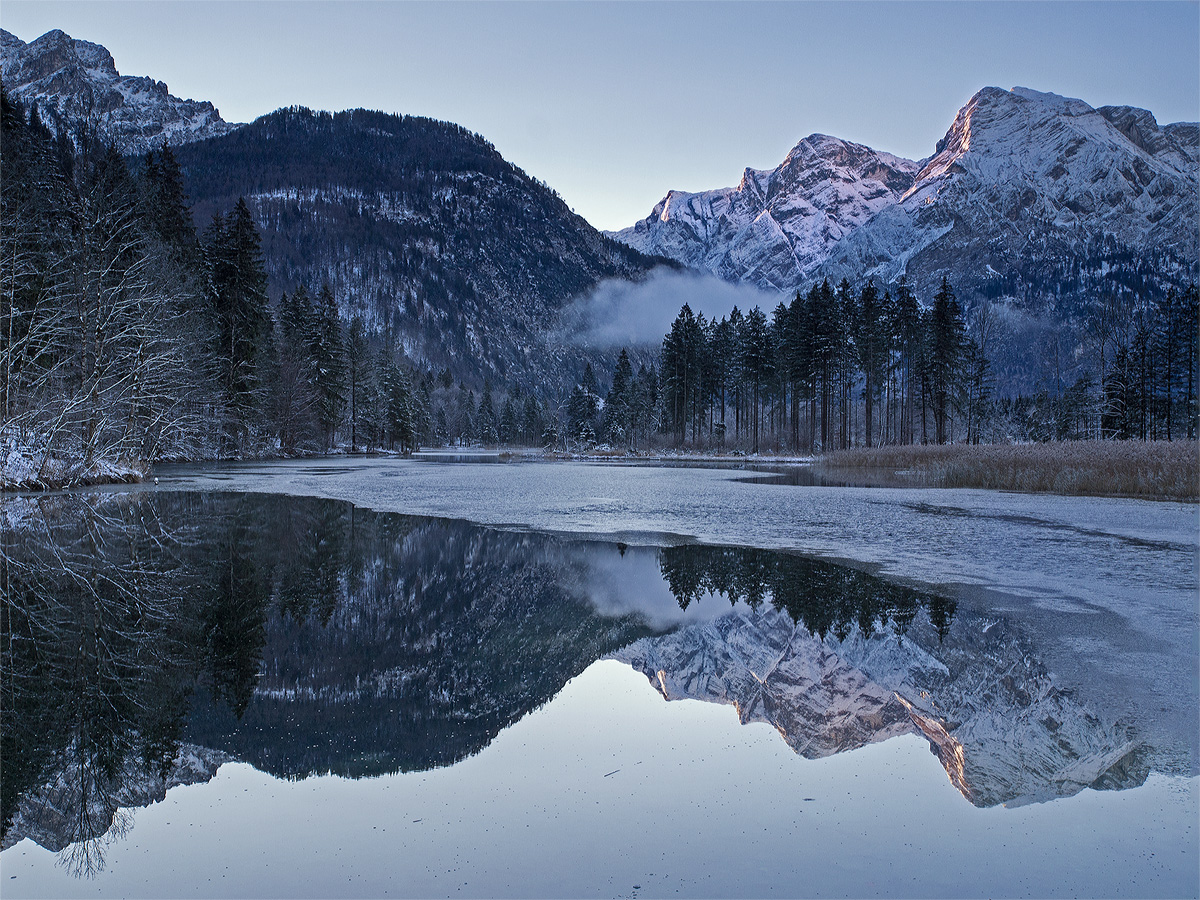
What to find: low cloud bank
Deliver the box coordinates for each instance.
[559,269,786,349]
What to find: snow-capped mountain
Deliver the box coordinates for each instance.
[610,135,921,291]
[613,87,1199,309]
[0,28,240,153]
[613,605,920,759]
[819,87,1199,303]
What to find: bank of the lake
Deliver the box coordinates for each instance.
[8,439,1197,501]
[816,440,1199,501]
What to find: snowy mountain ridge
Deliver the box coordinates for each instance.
[821,86,1199,292]
[613,86,1199,308]
[0,28,241,153]
[611,133,922,291]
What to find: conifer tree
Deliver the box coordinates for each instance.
[140,144,196,258]
[856,279,886,448]
[740,306,772,453]
[478,381,499,445]
[891,276,922,445]
[928,277,965,444]
[345,316,371,451]
[311,284,347,450]
[522,395,543,446]
[272,288,319,451]
[499,396,518,444]
[206,198,272,450]
[603,349,634,447]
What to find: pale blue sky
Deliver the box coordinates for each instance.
[3,1,1197,230]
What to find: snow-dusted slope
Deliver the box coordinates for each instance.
[820,86,1200,301]
[610,135,920,290]
[0,28,240,153]
[614,606,919,759]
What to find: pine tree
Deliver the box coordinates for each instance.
[568,363,601,445]
[807,281,838,449]
[522,395,543,446]
[856,279,886,448]
[345,316,371,451]
[272,288,319,451]
[206,198,272,450]
[499,396,518,444]
[376,350,416,452]
[478,381,499,445]
[140,144,197,259]
[891,276,922,445]
[311,284,347,450]
[603,348,634,447]
[739,306,772,453]
[928,277,964,444]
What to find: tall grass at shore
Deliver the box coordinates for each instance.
[818,441,1199,501]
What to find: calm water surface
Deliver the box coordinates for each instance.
[2,459,1196,898]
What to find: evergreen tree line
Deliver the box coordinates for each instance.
[1,89,431,471]
[657,544,956,642]
[656,275,990,451]
[1079,287,1199,441]
[549,274,1197,453]
[647,276,1198,451]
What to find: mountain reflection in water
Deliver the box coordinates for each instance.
[0,490,1167,877]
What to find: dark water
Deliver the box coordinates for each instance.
[1,489,1195,898]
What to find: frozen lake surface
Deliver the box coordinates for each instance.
[2,458,1196,898]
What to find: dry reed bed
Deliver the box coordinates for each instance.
[818,441,1199,501]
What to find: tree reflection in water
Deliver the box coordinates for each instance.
[658,544,955,641]
[2,494,215,876]
[17,486,1147,877]
[3,491,662,869]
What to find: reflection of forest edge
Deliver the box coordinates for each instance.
[658,543,955,641]
[0,489,988,872]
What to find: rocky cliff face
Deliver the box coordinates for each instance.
[0,28,240,153]
[614,606,919,759]
[611,135,920,291]
[1,743,232,855]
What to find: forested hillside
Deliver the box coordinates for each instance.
[172,107,668,389]
[0,89,441,483]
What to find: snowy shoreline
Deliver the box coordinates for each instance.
[5,441,1196,501]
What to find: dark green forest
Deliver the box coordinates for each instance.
[645,275,1198,452]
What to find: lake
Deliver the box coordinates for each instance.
[2,458,1197,898]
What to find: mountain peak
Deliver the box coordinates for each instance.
[0,27,240,154]
[610,129,919,289]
